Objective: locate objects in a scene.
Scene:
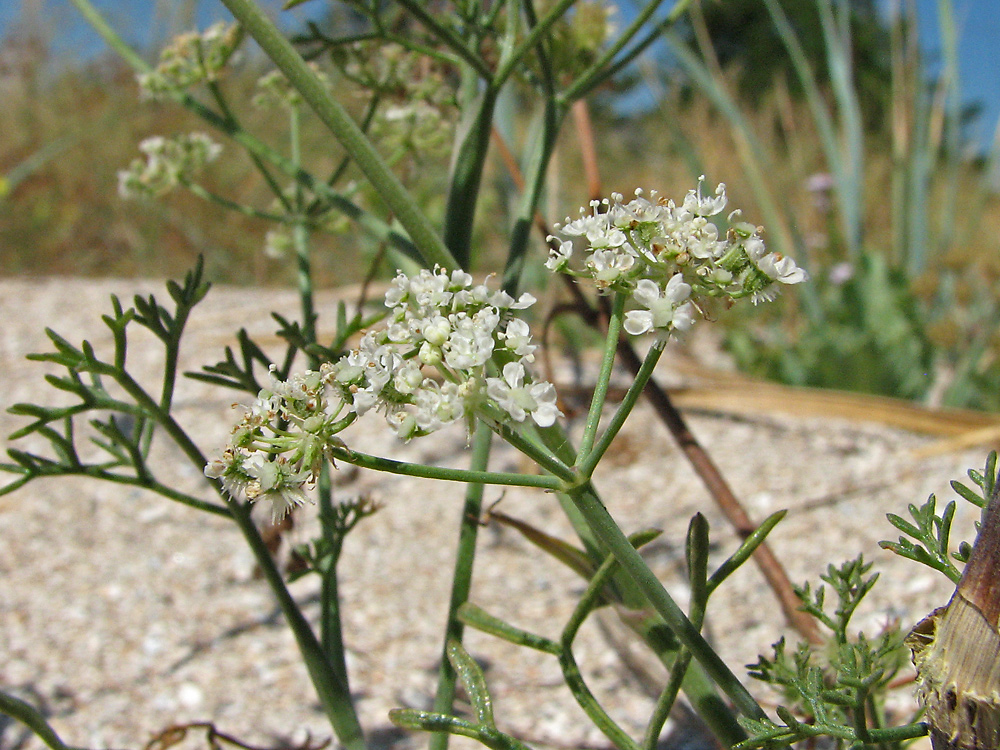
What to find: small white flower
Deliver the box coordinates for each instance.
[499,319,537,361]
[413,381,466,432]
[757,253,809,285]
[545,239,574,271]
[240,454,312,522]
[486,362,562,427]
[444,312,497,370]
[683,177,727,217]
[623,275,694,336]
[393,361,424,394]
[587,248,635,286]
[420,315,451,346]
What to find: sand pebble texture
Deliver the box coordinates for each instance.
[0,276,989,750]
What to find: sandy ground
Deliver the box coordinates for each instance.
[1,275,994,750]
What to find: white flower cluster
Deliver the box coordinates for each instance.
[547,179,808,338]
[118,133,222,199]
[205,366,351,522]
[330,268,559,439]
[337,42,457,156]
[206,269,560,520]
[137,22,241,99]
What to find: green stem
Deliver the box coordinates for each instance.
[184,182,292,222]
[67,0,147,70]
[0,691,83,750]
[562,0,675,103]
[316,465,351,696]
[644,652,692,750]
[484,415,576,483]
[207,79,291,211]
[136,475,232,517]
[428,424,492,750]
[458,602,561,655]
[577,292,625,460]
[443,87,497,267]
[217,0,456,270]
[500,98,562,292]
[566,483,767,722]
[328,444,563,490]
[107,372,366,748]
[578,338,664,479]
[492,0,578,88]
[558,530,670,750]
[392,0,492,79]
[289,107,317,347]
[229,499,367,750]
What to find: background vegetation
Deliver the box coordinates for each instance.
[2,0,998,408]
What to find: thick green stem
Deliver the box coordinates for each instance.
[444,88,497,268]
[566,483,767,723]
[217,0,456,271]
[500,99,562,292]
[428,424,492,750]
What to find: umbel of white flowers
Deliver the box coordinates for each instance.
[118,133,222,200]
[547,178,808,337]
[206,268,557,521]
[207,181,808,521]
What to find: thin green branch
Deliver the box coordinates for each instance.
[206,79,292,211]
[572,2,695,101]
[493,0,577,88]
[67,0,423,264]
[184,182,292,223]
[329,443,564,490]
[578,338,663,479]
[577,292,625,460]
[392,0,493,79]
[0,691,84,750]
[562,0,680,103]
[429,424,492,750]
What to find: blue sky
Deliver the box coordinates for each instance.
[2,0,998,149]
[915,0,1000,149]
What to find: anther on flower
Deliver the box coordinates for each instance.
[549,181,809,335]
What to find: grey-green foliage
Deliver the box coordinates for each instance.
[739,558,913,750]
[881,451,998,582]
